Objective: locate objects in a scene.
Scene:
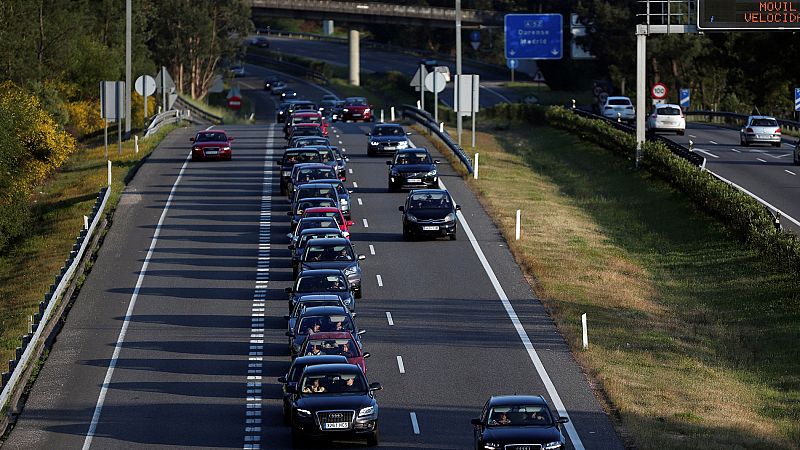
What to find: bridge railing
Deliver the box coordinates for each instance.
[401,104,474,174]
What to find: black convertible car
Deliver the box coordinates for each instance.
[471,395,570,450]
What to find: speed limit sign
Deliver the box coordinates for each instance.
[651,82,668,100]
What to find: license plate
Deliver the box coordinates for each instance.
[384,146,395,150]
[422,226,439,231]
[282,171,291,176]
[352,114,361,117]
[205,150,218,155]
[407,178,422,183]
[324,422,349,429]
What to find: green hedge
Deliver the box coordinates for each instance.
[485,103,800,273]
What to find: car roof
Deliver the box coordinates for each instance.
[396,148,429,154]
[748,115,776,120]
[296,268,346,276]
[304,207,341,213]
[293,111,321,116]
[306,331,356,340]
[296,294,344,301]
[301,363,363,376]
[299,305,350,315]
[314,178,344,185]
[374,123,402,128]
[408,188,448,196]
[306,237,350,245]
[293,355,349,365]
[297,182,336,189]
[284,148,320,155]
[198,129,228,134]
[488,395,547,406]
[606,96,631,101]
[299,227,343,236]
[655,104,681,109]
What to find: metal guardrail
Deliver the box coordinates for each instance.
[0,187,110,419]
[144,109,187,138]
[401,104,474,174]
[174,96,223,126]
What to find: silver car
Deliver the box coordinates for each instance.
[740,116,781,147]
[602,96,635,123]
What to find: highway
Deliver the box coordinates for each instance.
[4,62,623,449]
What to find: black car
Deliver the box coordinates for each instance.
[288,197,338,231]
[281,89,298,100]
[299,238,364,298]
[387,148,440,191]
[277,149,322,195]
[276,100,300,123]
[471,395,570,450]
[291,182,340,216]
[278,355,348,425]
[304,145,348,181]
[399,189,460,240]
[366,123,411,156]
[288,363,382,447]
[285,305,360,357]
[286,269,356,312]
[284,294,349,334]
[264,75,279,90]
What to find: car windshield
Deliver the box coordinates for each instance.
[195,132,227,142]
[300,372,366,394]
[296,219,338,235]
[317,148,336,163]
[295,274,348,293]
[374,126,404,136]
[656,107,681,116]
[296,199,336,214]
[284,151,321,165]
[297,167,336,182]
[305,244,354,262]
[298,233,341,248]
[304,211,343,225]
[297,138,329,147]
[395,152,430,165]
[487,406,553,427]
[751,118,778,127]
[408,192,452,210]
[299,316,355,335]
[608,98,631,106]
[345,98,368,106]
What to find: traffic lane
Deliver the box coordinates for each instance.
[3,128,203,449]
[335,121,623,449]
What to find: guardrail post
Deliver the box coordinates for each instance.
[473,153,479,180]
[515,209,521,241]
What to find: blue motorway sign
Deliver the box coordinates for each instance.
[505,14,563,60]
[470,30,481,43]
[680,88,690,110]
[795,88,800,112]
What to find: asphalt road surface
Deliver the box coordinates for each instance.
[4,65,623,449]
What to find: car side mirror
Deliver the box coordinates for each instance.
[556,417,570,424]
[471,418,483,426]
[283,315,290,321]
[189,137,195,142]
[357,329,366,335]
[347,221,355,227]
[398,206,404,212]
[285,287,293,294]
[369,382,382,391]
[363,352,371,358]
[455,205,461,211]
[285,331,294,337]
[358,255,366,260]
[434,159,441,164]
[228,137,235,141]
[385,161,392,165]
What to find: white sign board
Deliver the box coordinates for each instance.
[651,83,668,99]
[424,72,447,93]
[209,75,225,93]
[100,81,125,120]
[454,74,479,116]
[410,66,428,92]
[155,67,176,93]
[134,75,156,97]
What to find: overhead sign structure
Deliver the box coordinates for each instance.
[651,82,668,100]
[697,0,800,31]
[505,14,563,60]
[680,88,691,110]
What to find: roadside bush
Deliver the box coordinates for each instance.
[0,81,77,249]
[64,100,105,137]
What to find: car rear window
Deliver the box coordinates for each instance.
[608,99,631,106]
[751,118,778,127]
[656,107,681,116]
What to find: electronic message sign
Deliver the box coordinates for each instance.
[698,1,800,30]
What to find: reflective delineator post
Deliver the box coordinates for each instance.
[380,110,384,123]
[474,153,479,180]
[83,215,89,230]
[515,209,521,240]
[107,160,112,186]
[390,106,395,122]
[582,313,588,349]
[134,135,139,154]
[439,122,444,133]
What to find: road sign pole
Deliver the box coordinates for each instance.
[434,72,438,124]
[456,0,463,146]
[419,63,425,112]
[125,0,131,138]
[511,67,515,83]
[104,120,108,161]
[635,25,647,169]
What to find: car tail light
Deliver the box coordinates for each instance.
[746,128,754,133]
[775,128,782,133]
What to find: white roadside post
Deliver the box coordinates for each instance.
[439,122,444,133]
[582,313,588,349]
[474,153,479,180]
[380,109,384,123]
[635,24,647,168]
[107,160,112,186]
[134,135,139,154]
[83,215,89,230]
[390,106,395,122]
[515,209,521,240]
[416,100,421,109]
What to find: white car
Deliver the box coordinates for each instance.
[646,104,685,135]
[230,65,246,77]
[602,96,635,122]
[740,115,781,147]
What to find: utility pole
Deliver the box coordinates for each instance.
[125,0,132,138]
[456,0,463,145]
[635,24,647,168]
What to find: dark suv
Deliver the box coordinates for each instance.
[288,363,382,446]
[387,148,440,191]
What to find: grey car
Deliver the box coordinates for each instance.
[740,116,781,147]
[299,238,365,298]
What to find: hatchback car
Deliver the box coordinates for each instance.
[387,148,440,191]
[286,305,361,357]
[289,198,338,231]
[399,189,460,240]
[299,238,365,298]
[288,163,338,201]
[646,104,685,135]
[189,130,234,161]
[286,269,356,312]
[366,123,411,156]
[740,115,781,147]
[278,355,348,425]
[471,395,570,450]
[287,363,381,446]
[602,96,635,123]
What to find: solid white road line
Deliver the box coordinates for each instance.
[396,356,405,374]
[731,148,741,153]
[409,412,420,434]
[688,134,696,138]
[362,218,369,228]
[693,148,719,159]
[386,312,394,326]
[376,274,383,287]
[785,169,796,176]
[438,178,586,450]
[773,153,791,159]
[757,158,767,163]
[369,244,375,255]
[707,172,800,228]
[83,151,193,450]
[709,140,718,145]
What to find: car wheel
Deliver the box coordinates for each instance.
[450,231,457,241]
[367,427,379,446]
[291,427,306,448]
[678,130,685,136]
[354,287,362,299]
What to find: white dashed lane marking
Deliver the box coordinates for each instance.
[731,148,741,153]
[363,218,369,228]
[410,412,420,434]
[369,244,375,255]
[386,312,394,326]
[349,168,353,174]
[396,356,405,374]
[709,140,718,145]
[785,169,796,175]
[353,182,359,188]
[376,274,383,287]
[357,198,363,206]
[757,158,767,163]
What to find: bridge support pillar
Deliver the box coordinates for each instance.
[323,20,334,35]
[349,29,360,86]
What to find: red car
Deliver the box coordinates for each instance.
[190,130,234,161]
[303,207,353,237]
[340,97,373,122]
[285,111,328,137]
[300,331,370,373]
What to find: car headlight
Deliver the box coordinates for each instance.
[483,443,500,450]
[544,442,563,450]
[406,214,418,222]
[192,146,200,151]
[343,108,349,112]
[344,266,357,276]
[444,213,456,222]
[340,198,348,205]
[390,170,399,176]
[397,141,409,149]
[357,406,375,417]
[296,408,312,417]
[426,169,437,176]
[222,146,231,151]
[370,141,379,146]
[364,108,371,113]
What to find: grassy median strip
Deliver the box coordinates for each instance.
[0,124,182,364]
[459,120,799,449]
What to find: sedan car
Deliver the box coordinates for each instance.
[189,130,234,161]
[340,97,373,122]
[289,197,338,231]
[278,354,348,425]
[740,115,781,147]
[646,104,685,135]
[387,148,440,191]
[288,163,338,201]
[302,207,353,238]
[285,269,356,312]
[471,395,570,450]
[399,189,460,240]
[299,238,365,298]
[601,96,635,123]
[287,363,381,446]
[366,123,411,156]
[277,149,322,195]
[286,305,361,357]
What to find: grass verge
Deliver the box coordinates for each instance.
[501,82,594,106]
[0,123,184,364]
[448,118,799,449]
